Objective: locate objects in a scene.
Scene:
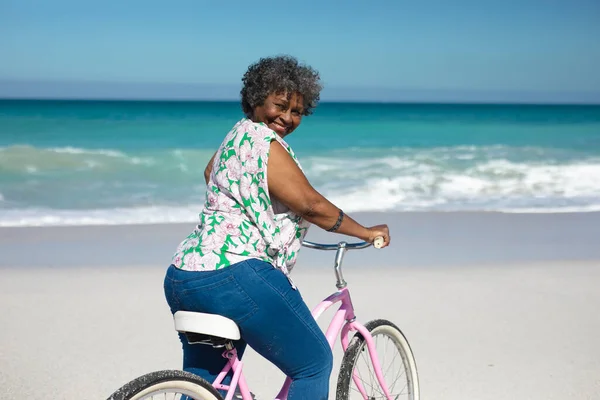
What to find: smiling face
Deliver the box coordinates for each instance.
[251,91,304,138]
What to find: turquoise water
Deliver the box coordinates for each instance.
[1,99,600,226]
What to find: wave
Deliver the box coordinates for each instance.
[0,145,214,174]
[2,145,600,226]
[0,144,129,157]
[320,158,600,212]
[0,205,201,227]
[2,201,600,228]
[497,205,600,213]
[46,146,125,157]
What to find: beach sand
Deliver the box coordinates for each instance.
[1,212,600,399]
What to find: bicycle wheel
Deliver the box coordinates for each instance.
[336,319,419,400]
[107,370,223,400]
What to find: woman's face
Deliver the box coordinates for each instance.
[251,91,304,138]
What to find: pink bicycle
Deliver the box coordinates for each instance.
[108,239,420,400]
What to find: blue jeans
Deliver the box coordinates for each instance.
[163,259,333,400]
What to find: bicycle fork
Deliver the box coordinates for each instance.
[341,320,394,400]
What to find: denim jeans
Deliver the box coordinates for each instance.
[163,259,333,400]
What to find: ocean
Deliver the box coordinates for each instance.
[1,99,599,227]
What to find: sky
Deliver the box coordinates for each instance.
[0,0,599,103]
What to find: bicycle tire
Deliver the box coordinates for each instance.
[336,319,420,400]
[107,369,223,400]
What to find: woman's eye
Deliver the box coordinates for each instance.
[276,103,287,110]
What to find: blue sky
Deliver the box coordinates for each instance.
[1,0,599,102]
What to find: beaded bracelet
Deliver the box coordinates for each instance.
[327,210,344,232]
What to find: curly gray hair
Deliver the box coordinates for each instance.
[240,55,323,117]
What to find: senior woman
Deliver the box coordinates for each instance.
[163,55,390,400]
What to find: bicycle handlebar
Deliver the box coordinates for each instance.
[301,236,384,250]
[301,240,370,250]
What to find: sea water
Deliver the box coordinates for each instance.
[1,100,599,226]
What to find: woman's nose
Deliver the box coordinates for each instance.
[280,109,292,125]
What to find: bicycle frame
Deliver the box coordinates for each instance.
[210,241,394,400]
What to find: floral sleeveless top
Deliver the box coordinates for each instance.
[171,118,311,283]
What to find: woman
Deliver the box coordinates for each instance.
[164,55,390,400]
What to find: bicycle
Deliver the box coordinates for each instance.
[108,238,420,400]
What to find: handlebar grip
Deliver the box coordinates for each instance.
[373,236,385,249]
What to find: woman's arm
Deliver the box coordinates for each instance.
[204,152,217,184]
[267,141,390,247]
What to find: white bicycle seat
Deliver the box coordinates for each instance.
[173,311,241,341]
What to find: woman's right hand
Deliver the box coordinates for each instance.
[366,224,390,248]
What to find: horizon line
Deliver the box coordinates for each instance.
[2,96,600,107]
[1,79,599,105]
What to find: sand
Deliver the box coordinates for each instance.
[1,212,600,399]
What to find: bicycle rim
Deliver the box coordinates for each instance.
[336,319,420,400]
[128,383,217,400]
[107,370,223,400]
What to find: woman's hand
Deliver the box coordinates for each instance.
[366,224,390,248]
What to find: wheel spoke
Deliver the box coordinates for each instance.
[364,346,386,397]
[360,348,376,392]
[378,336,406,398]
[357,351,382,395]
[354,350,373,393]
[339,322,418,400]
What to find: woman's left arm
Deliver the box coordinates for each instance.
[204,152,217,184]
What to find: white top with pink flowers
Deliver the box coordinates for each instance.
[171,118,311,280]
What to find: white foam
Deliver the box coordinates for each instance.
[0,206,201,227]
[496,204,600,213]
[48,146,126,157]
[322,158,600,213]
[47,146,157,166]
[0,145,166,173]
[2,149,600,226]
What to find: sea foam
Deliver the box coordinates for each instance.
[2,144,600,226]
